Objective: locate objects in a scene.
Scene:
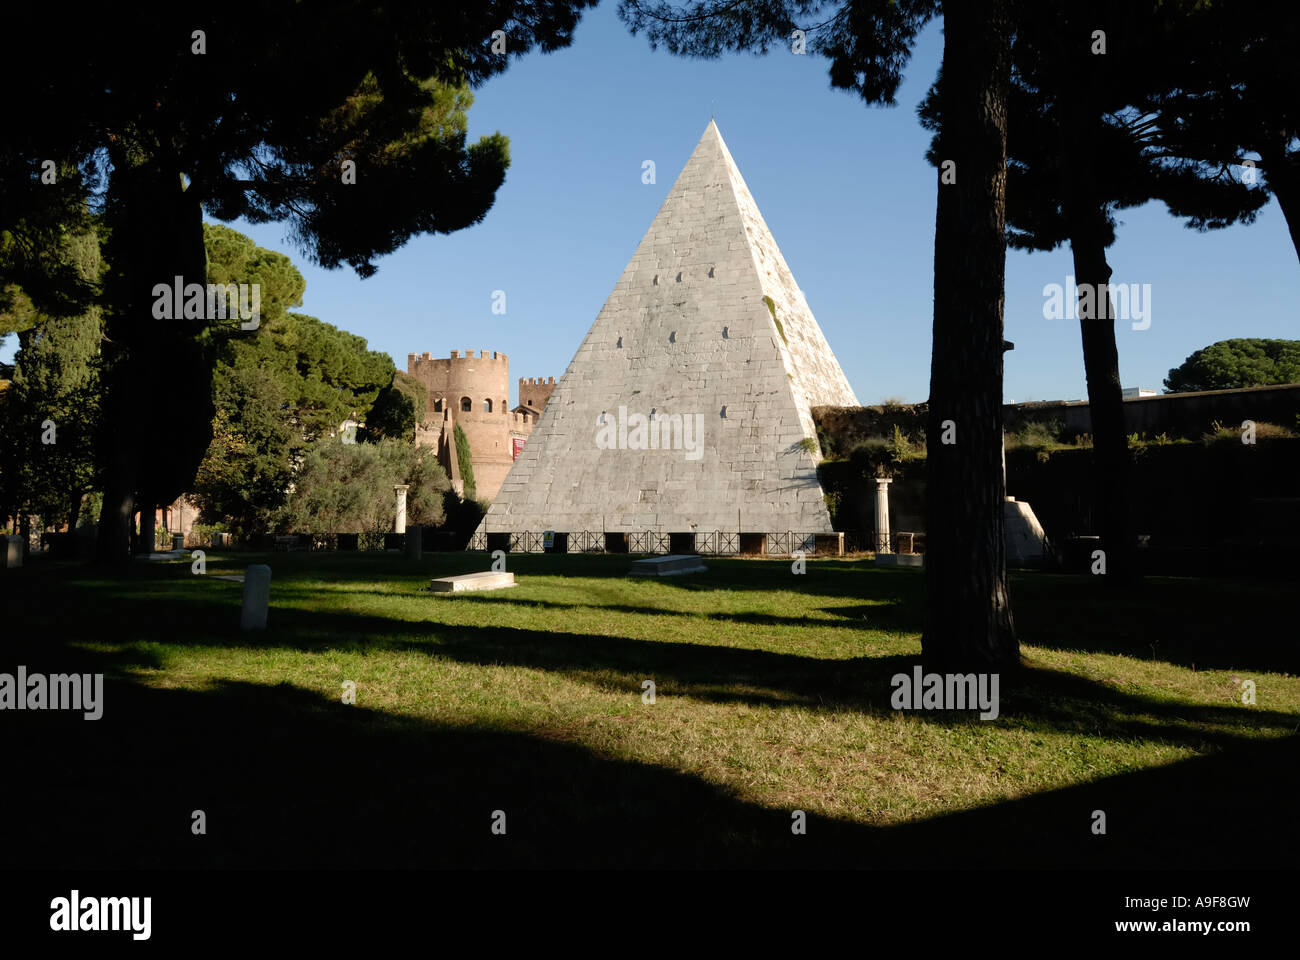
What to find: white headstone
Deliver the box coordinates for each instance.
[240,564,271,630]
[1004,497,1050,567]
[5,535,22,569]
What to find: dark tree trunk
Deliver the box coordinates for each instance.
[1068,231,1135,583]
[94,145,212,566]
[98,441,137,565]
[1259,144,1300,265]
[136,496,154,555]
[922,0,1018,671]
[1057,74,1137,586]
[68,489,82,531]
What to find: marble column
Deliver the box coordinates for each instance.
[874,478,892,554]
[394,484,409,534]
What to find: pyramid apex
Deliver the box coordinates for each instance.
[687,117,736,175]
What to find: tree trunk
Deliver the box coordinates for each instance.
[95,145,212,566]
[97,446,136,565]
[1068,233,1136,583]
[136,495,154,554]
[922,0,1018,671]
[68,489,82,531]
[1259,144,1300,265]
[1057,72,1137,586]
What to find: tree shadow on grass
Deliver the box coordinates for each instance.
[0,669,813,870]
[8,562,1294,749]
[2,638,1296,870]
[877,728,1300,868]
[40,550,1294,677]
[224,595,1298,751]
[246,553,1296,675]
[343,557,1296,675]
[1009,573,1300,675]
[8,562,1295,752]
[433,594,926,635]
[41,590,1293,758]
[7,561,1298,868]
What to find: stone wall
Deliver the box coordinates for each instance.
[1004,383,1300,440]
[815,384,1300,453]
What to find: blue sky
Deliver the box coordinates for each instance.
[11,6,1295,406]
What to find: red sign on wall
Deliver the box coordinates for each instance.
[512,437,526,461]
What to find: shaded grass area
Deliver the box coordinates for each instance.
[3,552,1296,868]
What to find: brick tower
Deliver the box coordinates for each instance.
[407,350,552,502]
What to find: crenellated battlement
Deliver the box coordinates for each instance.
[411,349,507,364]
[518,375,557,413]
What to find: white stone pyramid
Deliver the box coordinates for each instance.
[478,121,859,539]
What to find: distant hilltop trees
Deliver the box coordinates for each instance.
[1165,339,1300,393]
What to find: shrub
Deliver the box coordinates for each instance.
[844,426,925,477]
[1006,421,1060,452]
[190,522,224,546]
[889,423,926,462]
[847,437,892,477]
[1203,419,1297,445]
[277,438,449,533]
[1251,421,1296,440]
[823,490,842,525]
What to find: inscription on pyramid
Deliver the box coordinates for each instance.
[479,121,859,538]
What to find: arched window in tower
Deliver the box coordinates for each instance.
[460,396,472,412]
[483,398,493,413]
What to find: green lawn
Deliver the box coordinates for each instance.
[4,551,1296,868]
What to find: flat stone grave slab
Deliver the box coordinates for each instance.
[143,550,186,561]
[212,575,245,582]
[875,553,923,568]
[429,571,516,593]
[629,554,708,577]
